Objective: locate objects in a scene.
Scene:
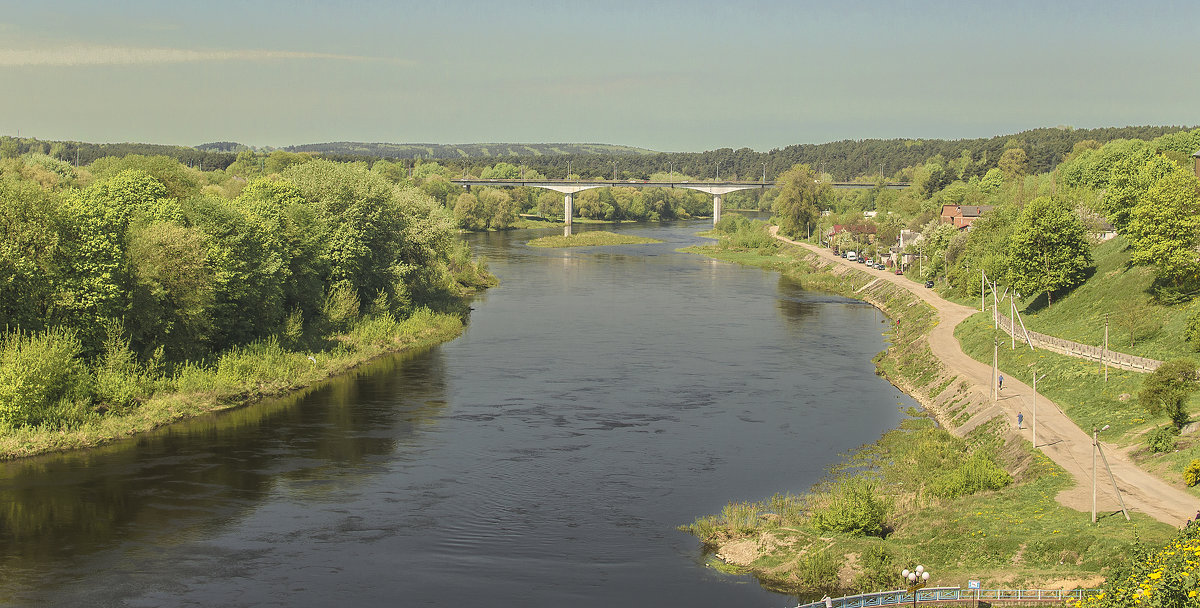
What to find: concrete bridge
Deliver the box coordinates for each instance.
[451,179,910,227]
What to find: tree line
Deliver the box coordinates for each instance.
[0,152,492,429]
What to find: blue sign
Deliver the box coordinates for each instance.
[968,580,981,589]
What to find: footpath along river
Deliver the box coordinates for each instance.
[0,218,917,607]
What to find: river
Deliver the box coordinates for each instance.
[0,218,915,607]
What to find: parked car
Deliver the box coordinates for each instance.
[894,269,903,275]
[875,263,886,270]
[925,280,934,288]
[846,251,857,262]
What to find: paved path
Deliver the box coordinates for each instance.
[771,229,1198,526]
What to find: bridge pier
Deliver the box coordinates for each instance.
[712,193,722,226]
[564,192,573,226]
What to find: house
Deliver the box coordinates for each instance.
[940,204,993,230]
[826,223,878,244]
[893,229,922,268]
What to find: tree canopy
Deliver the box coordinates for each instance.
[1006,196,1092,306]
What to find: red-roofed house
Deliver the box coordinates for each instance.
[940,204,993,230]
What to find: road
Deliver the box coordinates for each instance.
[772,229,1198,526]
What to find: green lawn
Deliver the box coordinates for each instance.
[526,230,663,248]
[1009,235,1200,363]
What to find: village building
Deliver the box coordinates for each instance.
[939,204,993,230]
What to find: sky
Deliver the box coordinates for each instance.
[0,0,1196,152]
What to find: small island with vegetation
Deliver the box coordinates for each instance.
[526,230,662,248]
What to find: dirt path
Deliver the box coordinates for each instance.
[772,229,1199,526]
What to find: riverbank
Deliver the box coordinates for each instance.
[0,309,468,461]
[679,235,1177,598]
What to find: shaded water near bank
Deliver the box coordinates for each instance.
[0,219,916,607]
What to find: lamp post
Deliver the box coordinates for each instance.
[901,565,930,608]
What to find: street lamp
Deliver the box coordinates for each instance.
[901,565,931,608]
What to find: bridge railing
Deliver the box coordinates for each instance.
[796,587,1101,608]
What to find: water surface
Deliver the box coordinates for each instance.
[0,219,914,607]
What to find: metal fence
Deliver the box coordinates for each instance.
[797,587,1101,608]
[993,309,1161,373]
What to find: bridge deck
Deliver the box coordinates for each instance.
[450,179,909,190]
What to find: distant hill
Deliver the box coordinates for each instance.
[196,141,256,153]
[282,142,658,159]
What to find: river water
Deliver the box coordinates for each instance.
[0,219,915,607]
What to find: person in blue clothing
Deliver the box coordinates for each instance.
[998,373,1004,391]
[1017,412,1023,428]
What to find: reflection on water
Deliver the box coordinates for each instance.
[0,348,449,605]
[0,219,917,608]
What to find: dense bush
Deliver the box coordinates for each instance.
[810,477,889,536]
[0,328,93,427]
[1146,425,1180,454]
[1184,459,1200,487]
[714,213,779,251]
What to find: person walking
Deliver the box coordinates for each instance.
[1017,412,1023,429]
[998,373,1004,392]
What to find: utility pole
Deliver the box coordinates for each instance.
[992,337,998,402]
[1030,363,1046,448]
[1010,292,1016,350]
[1092,425,1129,523]
[981,269,986,312]
[1104,314,1109,382]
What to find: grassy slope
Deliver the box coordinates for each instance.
[1013,235,1199,362]
[954,235,1200,496]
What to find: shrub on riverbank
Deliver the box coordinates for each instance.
[0,309,464,459]
[712,213,779,252]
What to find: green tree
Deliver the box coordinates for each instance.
[126,222,214,360]
[774,164,830,239]
[419,174,459,204]
[453,192,486,230]
[536,190,563,220]
[0,179,64,333]
[185,195,285,351]
[998,148,1028,182]
[88,155,202,201]
[978,168,1004,194]
[1006,196,1092,306]
[477,187,517,229]
[1104,152,1175,232]
[1139,358,1198,429]
[480,162,520,179]
[1126,166,1200,293]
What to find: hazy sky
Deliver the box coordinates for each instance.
[1,0,1195,152]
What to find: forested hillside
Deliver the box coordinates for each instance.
[284,142,656,159]
[3,125,1190,187]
